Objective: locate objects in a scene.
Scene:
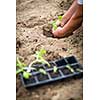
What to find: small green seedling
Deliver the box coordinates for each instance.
[58,15,62,21]
[16,57,26,68]
[23,71,31,79]
[16,57,32,79]
[51,15,62,31]
[65,64,75,73]
[52,21,58,30]
[53,66,58,73]
[39,68,47,75]
[76,68,83,72]
[29,48,50,68]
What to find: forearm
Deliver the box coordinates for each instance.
[62,4,83,33]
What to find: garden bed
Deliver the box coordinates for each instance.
[16,0,83,100]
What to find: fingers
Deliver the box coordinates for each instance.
[61,15,69,27]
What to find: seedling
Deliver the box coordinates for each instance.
[52,21,58,30]
[65,64,75,73]
[39,68,47,75]
[53,66,58,73]
[29,48,50,68]
[16,57,32,79]
[16,57,26,68]
[23,71,31,79]
[58,15,63,21]
[51,15,62,31]
[76,68,83,72]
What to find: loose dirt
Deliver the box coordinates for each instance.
[16,0,83,100]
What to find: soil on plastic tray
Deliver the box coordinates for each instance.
[16,0,83,100]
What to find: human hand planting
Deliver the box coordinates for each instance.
[52,0,83,38]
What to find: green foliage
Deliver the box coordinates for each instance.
[51,15,62,30]
[58,15,62,21]
[16,69,24,74]
[16,57,26,68]
[39,68,47,75]
[53,66,58,73]
[76,68,83,72]
[16,57,32,79]
[32,48,50,67]
[66,64,75,73]
[52,21,57,30]
[23,71,31,79]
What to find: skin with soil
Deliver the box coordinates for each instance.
[16,0,83,100]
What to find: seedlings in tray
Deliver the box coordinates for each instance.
[65,64,75,73]
[23,71,31,79]
[76,68,83,72]
[39,68,47,75]
[29,48,50,68]
[53,66,58,73]
[16,57,32,79]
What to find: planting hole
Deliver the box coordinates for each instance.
[55,59,67,67]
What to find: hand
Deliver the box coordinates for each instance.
[52,27,65,38]
[52,0,83,38]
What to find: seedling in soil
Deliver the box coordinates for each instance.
[52,15,62,31]
[53,66,58,73]
[39,68,47,75]
[65,64,75,73]
[58,15,63,21]
[29,49,50,68]
[52,21,58,30]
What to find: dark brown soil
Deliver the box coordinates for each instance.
[16,0,83,100]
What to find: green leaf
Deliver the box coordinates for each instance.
[23,71,31,79]
[76,68,83,72]
[39,68,47,75]
[40,58,50,67]
[40,49,46,55]
[52,21,57,30]
[35,49,46,59]
[16,57,26,68]
[16,69,23,74]
[66,64,74,73]
[58,16,62,21]
[53,66,58,73]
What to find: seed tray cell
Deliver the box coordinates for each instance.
[20,56,83,88]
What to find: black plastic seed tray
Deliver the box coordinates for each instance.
[20,56,83,88]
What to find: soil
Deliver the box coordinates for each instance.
[16,0,83,100]
[49,70,61,78]
[60,68,71,75]
[37,74,49,81]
